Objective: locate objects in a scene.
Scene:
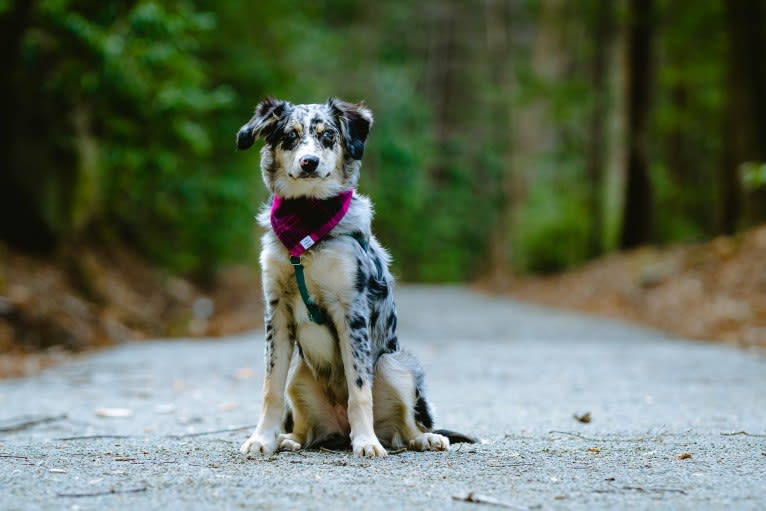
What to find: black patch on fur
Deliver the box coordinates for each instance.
[283,407,294,433]
[279,128,300,150]
[236,126,255,150]
[367,275,388,300]
[385,336,399,353]
[310,115,338,149]
[265,337,275,371]
[269,298,279,308]
[386,312,397,332]
[311,433,349,451]
[369,307,380,330]
[355,376,364,388]
[355,261,367,293]
[371,253,384,279]
[431,429,478,444]
[320,129,336,148]
[349,314,366,331]
[326,316,340,346]
[414,393,434,429]
[327,97,371,160]
[237,98,290,150]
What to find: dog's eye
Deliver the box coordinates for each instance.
[286,131,298,142]
[321,131,335,144]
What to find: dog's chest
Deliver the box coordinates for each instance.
[292,295,347,402]
[293,297,338,367]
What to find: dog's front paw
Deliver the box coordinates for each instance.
[352,436,387,457]
[240,430,278,457]
[409,433,450,452]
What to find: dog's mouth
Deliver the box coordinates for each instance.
[293,171,326,180]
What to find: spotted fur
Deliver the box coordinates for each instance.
[237,98,469,458]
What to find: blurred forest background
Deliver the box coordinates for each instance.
[1,0,766,360]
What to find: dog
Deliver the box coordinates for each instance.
[236,97,473,457]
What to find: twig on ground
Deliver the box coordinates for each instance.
[56,486,148,498]
[485,462,535,468]
[54,435,132,441]
[549,431,606,441]
[548,430,663,442]
[0,454,29,459]
[593,484,686,495]
[0,414,67,433]
[164,425,257,438]
[721,431,766,438]
[54,424,257,442]
[452,491,528,510]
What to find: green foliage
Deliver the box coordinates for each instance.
[4,0,760,281]
[513,176,590,274]
[740,162,766,191]
[650,0,726,243]
[16,0,248,275]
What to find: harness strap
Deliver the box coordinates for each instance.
[290,232,369,325]
[290,255,326,324]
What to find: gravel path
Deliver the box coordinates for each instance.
[1,285,764,510]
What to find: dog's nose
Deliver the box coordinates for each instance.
[299,155,319,173]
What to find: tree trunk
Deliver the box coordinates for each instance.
[585,0,614,256]
[721,0,766,231]
[0,1,56,252]
[619,0,654,249]
[484,0,515,283]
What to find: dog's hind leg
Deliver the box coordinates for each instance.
[279,359,347,451]
[372,351,449,451]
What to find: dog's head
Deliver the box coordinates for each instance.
[237,98,373,199]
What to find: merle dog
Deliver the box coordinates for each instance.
[237,98,472,457]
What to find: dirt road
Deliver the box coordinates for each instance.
[1,286,764,510]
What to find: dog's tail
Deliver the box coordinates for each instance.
[432,429,478,444]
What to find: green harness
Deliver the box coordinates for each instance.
[289,232,369,325]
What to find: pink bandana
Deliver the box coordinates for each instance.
[270,190,354,257]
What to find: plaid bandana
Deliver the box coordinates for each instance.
[270,190,354,257]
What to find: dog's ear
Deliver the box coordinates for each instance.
[237,97,290,150]
[327,98,373,160]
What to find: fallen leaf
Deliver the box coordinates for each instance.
[234,367,255,380]
[154,404,176,414]
[219,402,240,411]
[677,452,692,460]
[574,412,591,423]
[95,407,133,418]
[588,447,601,454]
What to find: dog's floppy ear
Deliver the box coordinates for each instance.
[237,97,290,150]
[327,98,373,160]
